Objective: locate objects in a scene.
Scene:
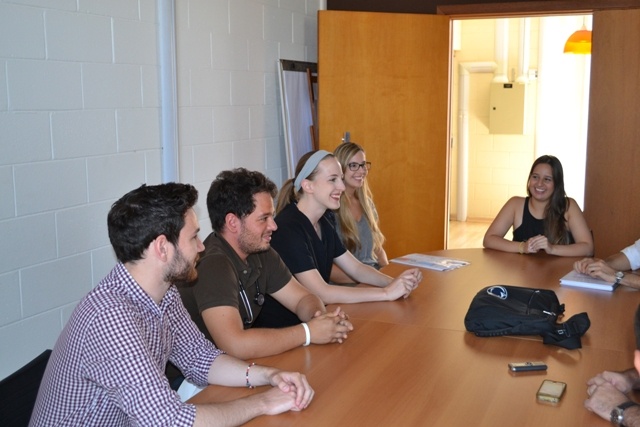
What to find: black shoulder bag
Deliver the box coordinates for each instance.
[464,285,590,350]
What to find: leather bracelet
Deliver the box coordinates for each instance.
[301,322,311,346]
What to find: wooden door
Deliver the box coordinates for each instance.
[584,9,640,258]
[318,11,450,257]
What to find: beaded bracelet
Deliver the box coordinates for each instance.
[245,362,256,389]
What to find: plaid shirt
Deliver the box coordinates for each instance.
[30,263,223,426]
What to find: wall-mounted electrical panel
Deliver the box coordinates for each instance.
[489,82,528,135]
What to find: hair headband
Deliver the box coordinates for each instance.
[294,150,331,192]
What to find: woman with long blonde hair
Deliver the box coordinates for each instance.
[331,142,387,282]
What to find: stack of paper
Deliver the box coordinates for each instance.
[559,270,618,292]
[391,253,470,271]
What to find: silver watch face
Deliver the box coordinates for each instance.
[611,407,624,424]
[616,271,625,279]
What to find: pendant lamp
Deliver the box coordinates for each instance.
[564,23,592,54]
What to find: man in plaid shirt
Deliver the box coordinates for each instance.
[30,183,313,426]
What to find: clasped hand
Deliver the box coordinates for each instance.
[585,371,633,420]
[522,235,555,254]
[523,234,556,255]
[309,307,353,344]
[574,258,615,282]
[386,268,422,299]
[267,370,314,412]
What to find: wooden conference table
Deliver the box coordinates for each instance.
[190,248,640,426]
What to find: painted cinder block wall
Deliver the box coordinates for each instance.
[0,0,320,380]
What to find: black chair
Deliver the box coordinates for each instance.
[0,349,52,427]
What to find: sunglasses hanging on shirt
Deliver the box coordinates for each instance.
[238,281,264,325]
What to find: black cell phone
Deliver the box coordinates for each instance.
[508,361,548,372]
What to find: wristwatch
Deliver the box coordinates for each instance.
[611,400,638,425]
[615,271,625,285]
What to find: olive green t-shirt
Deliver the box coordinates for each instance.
[178,233,292,343]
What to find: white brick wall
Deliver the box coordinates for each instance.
[0,0,319,379]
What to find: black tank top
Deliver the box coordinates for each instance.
[512,197,543,242]
[512,197,575,243]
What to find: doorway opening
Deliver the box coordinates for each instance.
[447,15,592,249]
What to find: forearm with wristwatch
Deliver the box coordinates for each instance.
[612,271,640,289]
[611,401,640,426]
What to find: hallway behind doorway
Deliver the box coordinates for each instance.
[448,220,491,249]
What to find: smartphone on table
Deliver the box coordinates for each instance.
[536,379,566,403]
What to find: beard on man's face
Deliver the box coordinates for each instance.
[238,223,270,255]
[164,248,198,284]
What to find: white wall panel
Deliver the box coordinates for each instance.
[14,159,87,215]
[0,272,21,326]
[8,60,82,110]
[52,110,117,158]
[46,10,112,62]
[0,112,51,165]
[21,254,92,317]
[0,5,45,59]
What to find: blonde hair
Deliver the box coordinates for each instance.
[332,142,385,260]
[275,150,335,214]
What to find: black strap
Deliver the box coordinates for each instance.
[541,312,590,349]
[618,401,639,411]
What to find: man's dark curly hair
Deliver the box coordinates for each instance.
[207,168,277,232]
[108,183,198,263]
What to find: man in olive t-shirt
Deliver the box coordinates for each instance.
[179,168,353,360]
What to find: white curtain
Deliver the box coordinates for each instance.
[279,66,314,178]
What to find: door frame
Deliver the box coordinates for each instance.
[434,1,624,249]
[438,1,640,256]
[437,0,639,18]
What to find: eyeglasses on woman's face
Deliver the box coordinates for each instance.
[347,161,372,171]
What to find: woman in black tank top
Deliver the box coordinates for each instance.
[483,155,593,257]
